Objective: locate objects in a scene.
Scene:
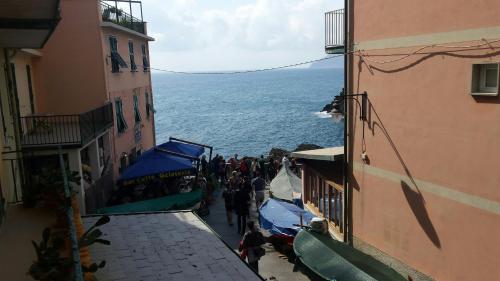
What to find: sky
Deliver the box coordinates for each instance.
[138,0,343,71]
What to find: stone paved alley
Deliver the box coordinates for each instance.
[202,188,322,281]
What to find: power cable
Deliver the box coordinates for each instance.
[133,38,500,74]
[146,54,346,75]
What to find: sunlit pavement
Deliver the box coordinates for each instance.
[202,187,320,281]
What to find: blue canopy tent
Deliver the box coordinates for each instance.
[169,137,212,160]
[158,140,205,159]
[259,198,315,240]
[118,149,196,186]
[118,140,205,186]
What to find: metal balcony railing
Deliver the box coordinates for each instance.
[100,0,145,34]
[325,9,344,54]
[20,103,113,148]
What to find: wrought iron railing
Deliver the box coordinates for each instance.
[20,103,113,147]
[325,9,344,52]
[100,0,145,34]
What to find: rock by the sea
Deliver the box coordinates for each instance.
[268,147,290,159]
[294,143,324,152]
[321,102,334,112]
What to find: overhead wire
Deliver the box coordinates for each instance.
[145,54,346,75]
[136,38,500,74]
[355,38,500,64]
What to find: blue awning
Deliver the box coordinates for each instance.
[157,141,205,158]
[118,149,195,186]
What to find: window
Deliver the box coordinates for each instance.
[145,92,150,119]
[128,40,137,72]
[109,36,127,73]
[133,95,141,123]
[141,44,149,72]
[114,98,128,133]
[471,63,499,96]
[304,169,344,237]
[329,186,343,232]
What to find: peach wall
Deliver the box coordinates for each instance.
[101,28,152,92]
[353,0,500,42]
[33,0,108,115]
[99,28,155,178]
[110,86,155,177]
[352,173,500,281]
[348,39,500,280]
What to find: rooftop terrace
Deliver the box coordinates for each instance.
[83,211,263,281]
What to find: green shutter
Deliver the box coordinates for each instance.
[133,95,141,123]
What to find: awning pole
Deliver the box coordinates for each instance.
[194,160,200,186]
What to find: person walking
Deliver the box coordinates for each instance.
[222,187,235,226]
[201,155,208,176]
[240,221,266,273]
[252,171,266,209]
[218,156,226,181]
[229,171,241,190]
[267,160,276,182]
[212,154,220,178]
[240,157,248,177]
[250,158,258,179]
[229,154,239,172]
[258,155,266,180]
[234,186,250,235]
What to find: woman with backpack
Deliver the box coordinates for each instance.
[240,221,266,272]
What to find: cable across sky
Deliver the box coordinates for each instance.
[147,54,345,75]
[144,38,500,75]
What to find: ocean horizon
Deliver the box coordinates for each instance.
[152,68,344,158]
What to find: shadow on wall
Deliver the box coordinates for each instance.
[401,181,441,249]
[353,54,443,249]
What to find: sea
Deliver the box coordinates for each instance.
[152,68,344,158]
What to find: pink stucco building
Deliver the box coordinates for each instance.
[0,0,156,215]
[321,1,500,280]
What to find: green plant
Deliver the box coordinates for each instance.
[78,216,111,273]
[102,7,123,21]
[37,168,80,212]
[28,228,73,281]
[28,216,111,281]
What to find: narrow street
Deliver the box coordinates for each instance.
[202,187,322,281]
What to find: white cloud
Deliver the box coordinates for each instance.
[143,0,343,71]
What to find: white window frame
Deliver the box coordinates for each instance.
[472,63,499,96]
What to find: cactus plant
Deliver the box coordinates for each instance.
[28,216,111,281]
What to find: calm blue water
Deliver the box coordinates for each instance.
[152,68,344,158]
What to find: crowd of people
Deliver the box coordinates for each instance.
[202,153,299,182]
[210,154,277,273]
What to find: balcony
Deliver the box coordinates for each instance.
[325,9,344,54]
[100,0,145,34]
[20,103,113,148]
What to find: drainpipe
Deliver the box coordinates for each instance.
[342,0,350,245]
[58,146,83,281]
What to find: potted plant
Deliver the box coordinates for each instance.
[28,216,111,281]
[37,167,81,228]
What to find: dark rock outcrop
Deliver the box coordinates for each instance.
[268,147,290,159]
[321,102,334,112]
[293,143,323,152]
